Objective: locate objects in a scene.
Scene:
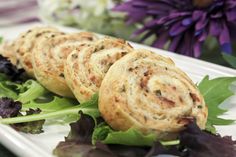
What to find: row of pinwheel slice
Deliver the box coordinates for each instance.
[0,26,207,139]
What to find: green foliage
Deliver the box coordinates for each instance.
[198,76,236,132]
[222,53,236,69]
[0,74,19,99]
[92,123,179,146]
[22,96,76,112]
[0,93,99,124]
[16,80,47,103]
[11,109,45,134]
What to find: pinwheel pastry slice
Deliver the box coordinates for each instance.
[16,26,62,77]
[32,32,98,97]
[64,38,133,102]
[99,49,208,140]
[0,41,19,66]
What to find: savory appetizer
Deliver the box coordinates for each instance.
[1,26,236,157]
[99,49,208,139]
[64,38,133,102]
[16,27,62,77]
[32,32,98,97]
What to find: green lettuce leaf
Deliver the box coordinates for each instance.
[0,74,20,99]
[22,96,77,112]
[0,82,18,99]
[0,73,8,81]
[222,53,236,68]
[198,76,236,132]
[12,108,45,134]
[17,80,47,104]
[0,74,47,102]
[92,123,157,146]
[54,112,180,157]
[92,123,178,146]
[0,93,99,124]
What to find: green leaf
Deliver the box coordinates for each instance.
[205,121,216,134]
[0,73,8,81]
[92,123,178,146]
[222,53,236,68]
[0,83,17,99]
[0,73,21,99]
[16,80,47,104]
[92,123,156,146]
[198,76,236,132]
[0,93,99,124]
[11,108,45,134]
[22,96,77,112]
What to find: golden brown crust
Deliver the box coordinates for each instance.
[64,37,133,102]
[16,27,61,77]
[32,32,98,97]
[99,49,208,139]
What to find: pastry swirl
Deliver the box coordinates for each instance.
[16,27,61,77]
[32,32,98,97]
[64,38,133,102]
[99,49,208,139]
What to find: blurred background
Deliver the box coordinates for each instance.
[0,0,236,156]
[0,0,236,68]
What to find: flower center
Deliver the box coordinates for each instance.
[193,0,214,8]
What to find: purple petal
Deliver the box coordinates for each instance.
[152,31,169,48]
[192,10,203,21]
[198,30,208,42]
[133,1,152,7]
[219,23,232,53]
[113,2,133,11]
[226,8,236,21]
[181,31,193,56]
[195,30,202,36]
[225,1,236,9]
[209,20,222,37]
[169,21,189,36]
[221,43,232,54]
[194,42,202,57]
[168,35,182,52]
[145,19,161,28]
[195,12,208,31]
[146,1,175,12]
[126,10,147,24]
[156,12,190,25]
[211,12,223,18]
[228,22,236,41]
[219,23,231,44]
[182,18,193,26]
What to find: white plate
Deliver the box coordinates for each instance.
[0,23,236,157]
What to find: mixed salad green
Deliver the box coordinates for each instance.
[0,42,236,156]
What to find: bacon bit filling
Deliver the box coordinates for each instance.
[159,97,175,107]
[177,116,194,125]
[190,93,200,102]
[59,73,64,78]
[179,97,183,103]
[155,90,162,96]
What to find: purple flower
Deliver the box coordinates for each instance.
[114,0,236,57]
